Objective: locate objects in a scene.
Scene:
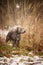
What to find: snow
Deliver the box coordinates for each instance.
[0,55,43,65]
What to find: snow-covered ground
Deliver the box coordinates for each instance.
[0,55,43,65]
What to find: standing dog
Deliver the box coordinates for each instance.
[6,26,26,47]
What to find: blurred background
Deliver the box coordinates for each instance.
[0,0,43,55]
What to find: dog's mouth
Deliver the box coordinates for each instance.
[21,29,26,34]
